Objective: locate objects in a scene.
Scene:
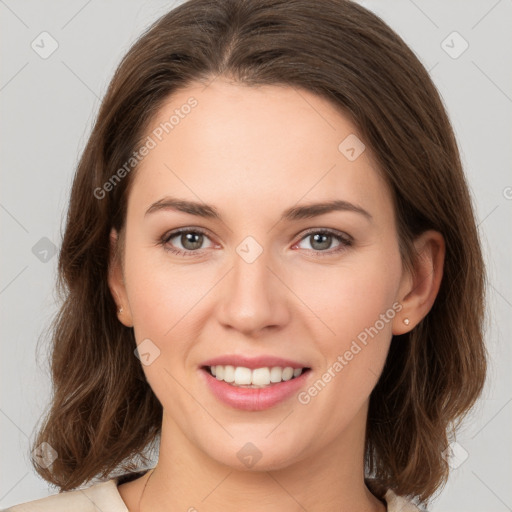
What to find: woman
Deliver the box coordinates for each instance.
[6,0,486,510]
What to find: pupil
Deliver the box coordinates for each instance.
[182,232,203,250]
[311,233,331,250]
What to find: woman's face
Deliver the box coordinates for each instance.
[112,78,412,470]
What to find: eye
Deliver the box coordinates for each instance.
[161,228,215,255]
[293,229,352,255]
[160,227,352,257]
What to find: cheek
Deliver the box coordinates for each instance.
[296,248,402,399]
[123,228,203,329]
[127,264,206,340]
[123,253,208,400]
[123,243,220,376]
[296,250,402,344]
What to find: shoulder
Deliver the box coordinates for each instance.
[4,475,425,512]
[3,478,128,512]
[384,488,426,512]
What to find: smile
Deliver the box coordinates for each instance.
[206,365,308,387]
[200,366,312,411]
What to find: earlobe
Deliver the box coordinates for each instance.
[108,228,134,328]
[392,230,445,335]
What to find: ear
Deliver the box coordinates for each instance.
[392,230,445,335]
[108,228,134,328]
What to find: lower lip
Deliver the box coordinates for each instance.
[200,368,311,411]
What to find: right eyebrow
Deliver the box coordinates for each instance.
[145,197,221,219]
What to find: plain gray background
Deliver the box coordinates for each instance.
[1,0,511,510]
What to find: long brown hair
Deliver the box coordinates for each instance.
[31,0,487,505]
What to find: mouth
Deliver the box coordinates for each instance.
[201,365,312,388]
[198,354,313,410]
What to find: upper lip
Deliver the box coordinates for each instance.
[200,354,310,370]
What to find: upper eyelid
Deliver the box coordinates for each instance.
[163,226,211,241]
[164,226,209,234]
[298,227,352,239]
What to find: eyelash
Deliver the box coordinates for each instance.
[159,227,353,258]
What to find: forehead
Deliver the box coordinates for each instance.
[128,78,392,223]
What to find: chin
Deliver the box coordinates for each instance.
[201,434,309,473]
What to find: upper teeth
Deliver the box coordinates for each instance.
[210,365,304,387]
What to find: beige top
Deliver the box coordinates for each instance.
[4,475,422,511]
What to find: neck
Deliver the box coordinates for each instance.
[140,407,386,512]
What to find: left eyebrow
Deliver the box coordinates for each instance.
[144,196,372,222]
[282,200,372,222]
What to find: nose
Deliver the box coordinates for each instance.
[216,246,290,336]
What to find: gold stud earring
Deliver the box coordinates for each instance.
[403,317,410,326]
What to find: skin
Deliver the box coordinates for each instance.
[109,77,445,512]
